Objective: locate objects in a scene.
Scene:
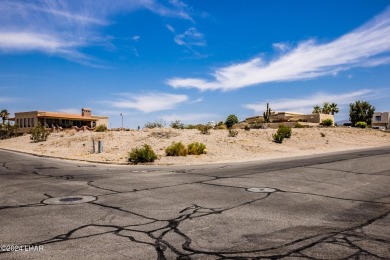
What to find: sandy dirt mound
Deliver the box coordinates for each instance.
[0,128,389,165]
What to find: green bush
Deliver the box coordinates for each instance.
[30,124,50,142]
[184,124,197,129]
[0,124,20,140]
[250,121,265,129]
[144,120,165,129]
[272,133,285,143]
[355,121,367,128]
[94,124,107,132]
[228,129,238,137]
[294,123,305,128]
[215,124,227,130]
[244,125,250,131]
[170,120,184,129]
[198,124,211,134]
[165,142,187,156]
[225,114,239,129]
[188,142,207,155]
[321,119,333,127]
[278,124,292,138]
[128,144,157,164]
[272,124,292,143]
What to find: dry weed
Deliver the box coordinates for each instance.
[148,131,180,139]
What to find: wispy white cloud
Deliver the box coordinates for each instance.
[104,92,188,113]
[191,98,203,103]
[244,89,389,114]
[0,32,81,52]
[131,35,141,42]
[143,0,194,22]
[168,6,390,91]
[161,113,218,123]
[166,24,175,33]
[0,0,194,64]
[272,42,290,52]
[166,25,206,56]
[174,27,205,47]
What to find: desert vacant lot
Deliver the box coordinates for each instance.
[0,127,389,165]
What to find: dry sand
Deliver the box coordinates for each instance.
[0,127,389,165]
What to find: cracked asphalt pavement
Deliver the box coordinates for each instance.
[1,147,390,259]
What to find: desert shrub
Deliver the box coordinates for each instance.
[94,124,107,132]
[321,132,326,137]
[294,123,305,128]
[244,125,250,131]
[198,124,211,134]
[170,120,184,129]
[0,124,20,140]
[225,114,239,129]
[272,133,285,143]
[148,131,179,139]
[144,120,166,129]
[184,124,197,129]
[165,142,188,156]
[228,129,238,137]
[321,119,333,127]
[188,142,207,155]
[355,121,367,128]
[250,121,266,129]
[272,124,292,143]
[128,144,157,164]
[215,124,227,130]
[30,124,50,142]
[278,124,292,138]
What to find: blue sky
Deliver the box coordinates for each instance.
[1,0,390,128]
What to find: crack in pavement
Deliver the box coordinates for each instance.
[10,199,387,259]
[1,148,390,258]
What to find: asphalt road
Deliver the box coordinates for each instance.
[1,147,390,259]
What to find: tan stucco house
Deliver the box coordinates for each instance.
[12,108,108,133]
[245,112,335,127]
[372,112,390,129]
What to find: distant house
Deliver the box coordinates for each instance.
[245,111,334,127]
[372,112,390,129]
[11,108,108,134]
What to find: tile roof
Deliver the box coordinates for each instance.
[37,112,96,121]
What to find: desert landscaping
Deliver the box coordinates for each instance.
[0,127,389,165]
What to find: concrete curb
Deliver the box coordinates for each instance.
[0,147,130,166]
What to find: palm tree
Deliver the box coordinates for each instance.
[0,109,10,125]
[329,103,339,115]
[312,105,321,114]
[321,102,331,114]
[349,100,375,126]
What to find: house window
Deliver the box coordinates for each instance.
[28,118,30,127]
[31,118,34,127]
[375,116,381,121]
[24,118,26,128]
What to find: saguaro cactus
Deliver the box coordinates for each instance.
[263,103,272,123]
